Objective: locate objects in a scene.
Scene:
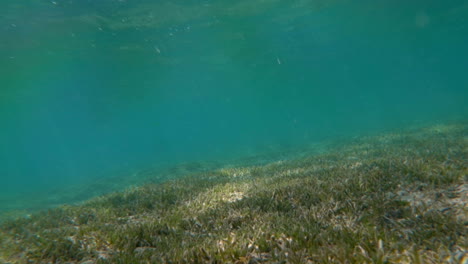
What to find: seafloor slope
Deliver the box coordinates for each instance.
[0,122,466,263]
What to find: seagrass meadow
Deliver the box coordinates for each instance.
[2,0,468,263]
[0,122,466,264]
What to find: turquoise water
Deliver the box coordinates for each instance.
[1,0,467,209]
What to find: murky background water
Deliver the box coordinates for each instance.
[1,0,467,211]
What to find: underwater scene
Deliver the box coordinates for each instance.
[1,0,467,263]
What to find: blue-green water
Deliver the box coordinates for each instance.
[1,0,467,209]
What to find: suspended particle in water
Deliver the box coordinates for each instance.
[415,12,430,28]
[277,57,281,65]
